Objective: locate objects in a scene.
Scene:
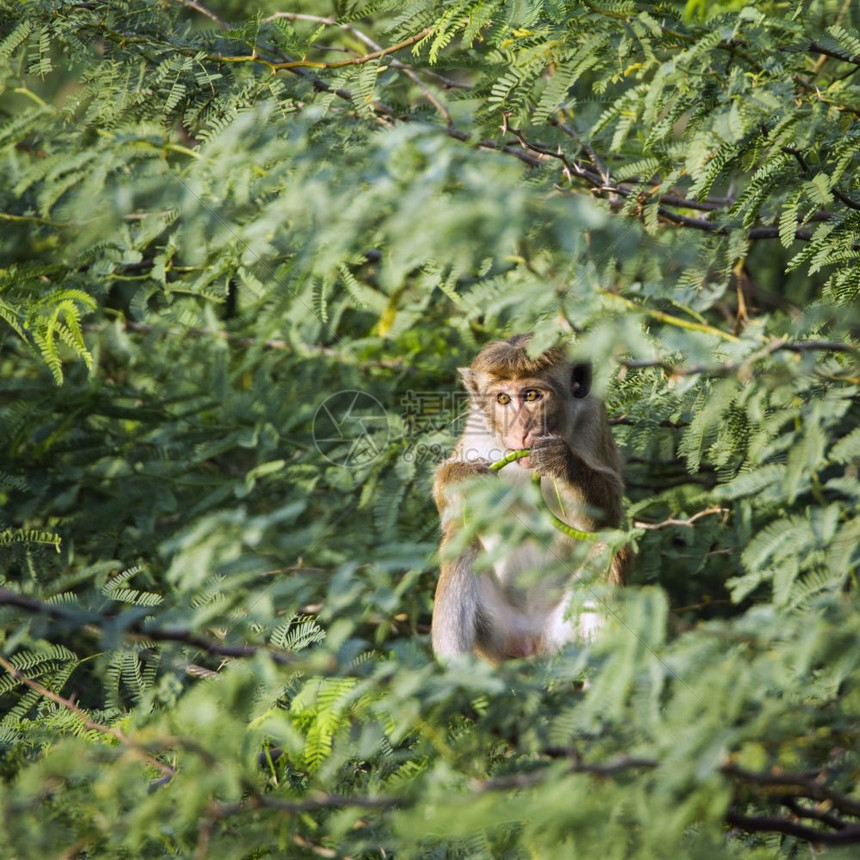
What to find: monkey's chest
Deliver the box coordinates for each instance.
[480,539,569,615]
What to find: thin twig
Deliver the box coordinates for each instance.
[0,653,174,778]
[672,599,733,613]
[549,115,610,185]
[605,293,739,342]
[476,754,658,791]
[176,0,228,28]
[634,507,727,531]
[193,790,395,857]
[474,750,860,845]
[609,415,688,429]
[264,12,460,118]
[784,146,860,212]
[209,27,433,72]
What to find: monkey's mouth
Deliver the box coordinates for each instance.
[517,454,533,469]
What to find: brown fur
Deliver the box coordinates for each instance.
[469,335,566,379]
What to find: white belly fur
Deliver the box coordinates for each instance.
[451,420,604,647]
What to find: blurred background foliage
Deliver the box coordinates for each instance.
[0,0,859,856]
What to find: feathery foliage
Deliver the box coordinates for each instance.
[1,0,859,856]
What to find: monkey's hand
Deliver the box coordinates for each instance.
[433,460,493,514]
[528,435,572,478]
[436,460,492,484]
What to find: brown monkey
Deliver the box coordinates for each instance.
[432,335,629,661]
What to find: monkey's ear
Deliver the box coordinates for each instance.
[571,363,592,398]
[458,367,477,393]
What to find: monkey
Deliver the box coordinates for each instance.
[431,334,629,661]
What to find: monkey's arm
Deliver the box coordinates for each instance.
[433,542,535,660]
[432,460,492,514]
[529,436,623,528]
[430,460,494,659]
[530,435,629,585]
[431,547,482,658]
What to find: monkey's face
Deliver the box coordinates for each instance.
[460,340,592,468]
[479,377,562,466]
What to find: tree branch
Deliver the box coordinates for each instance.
[477,752,860,845]
[208,27,433,72]
[0,588,301,666]
[780,796,850,830]
[808,41,860,67]
[724,763,860,818]
[605,293,739,342]
[505,125,839,242]
[726,811,860,845]
[476,754,658,791]
[215,793,399,815]
[263,11,464,114]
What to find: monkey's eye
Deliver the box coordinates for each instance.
[496,392,511,405]
[523,389,543,402]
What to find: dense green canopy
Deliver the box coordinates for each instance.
[1,0,859,856]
